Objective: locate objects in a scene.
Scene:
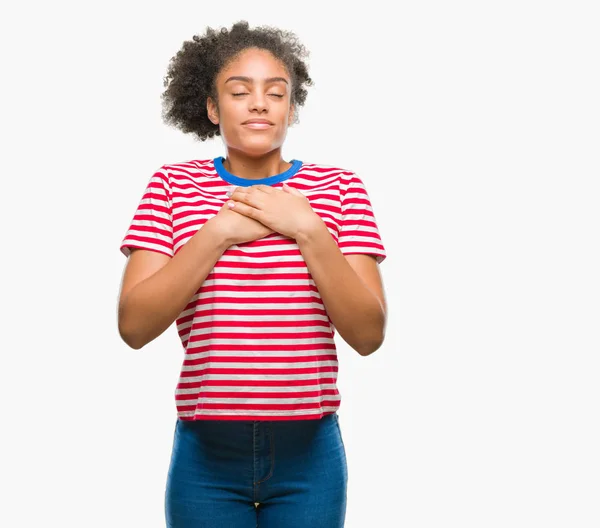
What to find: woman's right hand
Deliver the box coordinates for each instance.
[208,200,275,246]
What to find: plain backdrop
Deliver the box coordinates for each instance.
[1,1,599,527]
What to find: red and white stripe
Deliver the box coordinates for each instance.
[120,159,386,421]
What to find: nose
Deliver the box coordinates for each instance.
[249,91,268,113]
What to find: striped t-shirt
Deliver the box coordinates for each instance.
[120,157,386,421]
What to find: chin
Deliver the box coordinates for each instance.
[232,140,283,158]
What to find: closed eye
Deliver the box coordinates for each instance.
[232,93,284,98]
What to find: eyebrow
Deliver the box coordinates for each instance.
[224,76,289,85]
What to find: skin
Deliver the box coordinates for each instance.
[118,46,387,355]
[207,47,295,180]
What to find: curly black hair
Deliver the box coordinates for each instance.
[160,21,313,142]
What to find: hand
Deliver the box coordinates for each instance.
[209,199,274,246]
[227,184,321,240]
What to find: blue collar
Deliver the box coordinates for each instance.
[213,156,303,187]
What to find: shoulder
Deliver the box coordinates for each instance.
[297,160,358,184]
[299,160,353,174]
[154,158,220,188]
[160,158,215,174]
[299,161,370,194]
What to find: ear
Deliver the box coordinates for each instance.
[288,103,295,126]
[207,97,220,125]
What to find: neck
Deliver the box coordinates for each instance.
[222,148,291,180]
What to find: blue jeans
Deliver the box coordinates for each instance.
[165,413,348,527]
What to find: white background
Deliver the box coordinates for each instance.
[2,1,599,526]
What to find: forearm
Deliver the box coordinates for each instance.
[119,219,229,349]
[296,218,386,356]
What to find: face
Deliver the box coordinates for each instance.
[207,47,295,157]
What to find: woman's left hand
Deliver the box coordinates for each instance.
[226,184,321,239]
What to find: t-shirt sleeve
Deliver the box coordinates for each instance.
[338,173,387,264]
[119,168,174,258]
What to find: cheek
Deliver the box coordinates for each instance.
[272,106,291,126]
[218,108,240,133]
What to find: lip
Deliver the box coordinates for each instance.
[242,119,274,129]
[242,119,274,124]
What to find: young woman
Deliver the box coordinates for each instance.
[118,20,387,528]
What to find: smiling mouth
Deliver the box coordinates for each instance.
[243,122,274,130]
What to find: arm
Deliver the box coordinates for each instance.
[296,218,387,356]
[118,219,229,350]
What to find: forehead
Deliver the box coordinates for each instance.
[217,48,289,84]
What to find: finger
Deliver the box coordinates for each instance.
[227,200,261,220]
[253,184,275,194]
[282,183,304,196]
[229,188,254,205]
[229,187,247,198]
